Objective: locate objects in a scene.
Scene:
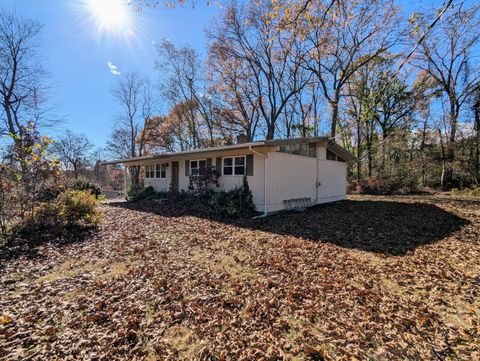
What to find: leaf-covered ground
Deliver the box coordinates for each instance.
[1,194,479,360]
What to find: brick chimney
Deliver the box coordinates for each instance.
[236,133,249,144]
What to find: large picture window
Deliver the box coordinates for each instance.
[190,159,207,176]
[223,156,245,176]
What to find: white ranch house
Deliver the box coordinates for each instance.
[106,137,356,215]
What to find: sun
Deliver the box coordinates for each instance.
[87,0,129,33]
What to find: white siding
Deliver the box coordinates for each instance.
[266,152,317,212]
[217,154,265,210]
[142,146,347,214]
[317,160,347,202]
[265,150,347,213]
[147,155,267,212]
[145,178,169,191]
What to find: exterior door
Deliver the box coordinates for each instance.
[171,161,179,191]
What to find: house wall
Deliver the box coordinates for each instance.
[216,154,266,211]
[144,153,267,212]
[264,145,347,213]
[266,152,317,213]
[317,159,347,203]
[142,144,347,214]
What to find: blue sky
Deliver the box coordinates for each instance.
[0,0,466,149]
[0,0,221,148]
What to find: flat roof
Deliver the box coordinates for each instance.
[101,137,356,165]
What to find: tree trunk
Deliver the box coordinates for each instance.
[266,122,275,140]
[475,103,480,183]
[356,120,362,181]
[330,100,339,140]
[446,99,458,187]
[438,128,446,190]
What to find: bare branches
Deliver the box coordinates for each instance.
[52,130,93,179]
[107,72,156,186]
[0,11,47,139]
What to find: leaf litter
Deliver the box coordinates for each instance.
[0,194,479,360]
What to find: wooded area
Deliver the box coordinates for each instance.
[111,0,480,192]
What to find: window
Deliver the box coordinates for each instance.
[146,163,167,178]
[279,143,316,158]
[155,163,167,178]
[190,159,206,176]
[235,156,245,175]
[326,149,337,161]
[223,156,245,176]
[223,157,233,175]
[145,164,154,178]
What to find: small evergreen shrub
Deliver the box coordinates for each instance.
[69,180,102,199]
[128,186,167,202]
[204,176,255,217]
[56,190,103,225]
[27,189,102,233]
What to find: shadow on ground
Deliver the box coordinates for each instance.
[0,224,97,262]
[110,199,470,256]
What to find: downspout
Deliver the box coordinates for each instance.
[249,145,268,217]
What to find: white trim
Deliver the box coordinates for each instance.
[248,146,268,217]
[222,155,246,176]
[190,158,207,176]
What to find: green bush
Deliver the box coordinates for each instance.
[57,190,103,225]
[129,186,156,202]
[128,186,167,202]
[33,189,102,229]
[204,176,255,217]
[69,180,102,199]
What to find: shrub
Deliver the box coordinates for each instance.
[204,176,255,217]
[129,186,157,202]
[69,180,102,199]
[15,189,102,240]
[56,190,103,226]
[34,201,63,229]
[349,177,419,195]
[188,166,219,195]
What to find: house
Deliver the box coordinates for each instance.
[104,137,356,215]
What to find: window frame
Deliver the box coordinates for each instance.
[160,163,167,178]
[145,164,154,178]
[190,159,207,176]
[222,155,246,176]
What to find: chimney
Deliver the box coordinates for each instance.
[236,133,249,144]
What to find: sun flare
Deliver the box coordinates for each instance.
[87,0,129,32]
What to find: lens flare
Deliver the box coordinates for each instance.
[87,0,129,33]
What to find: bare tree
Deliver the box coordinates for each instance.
[208,0,309,140]
[300,0,400,139]
[0,11,47,146]
[52,130,93,179]
[107,72,155,187]
[156,40,218,148]
[412,4,480,186]
[208,41,261,141]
